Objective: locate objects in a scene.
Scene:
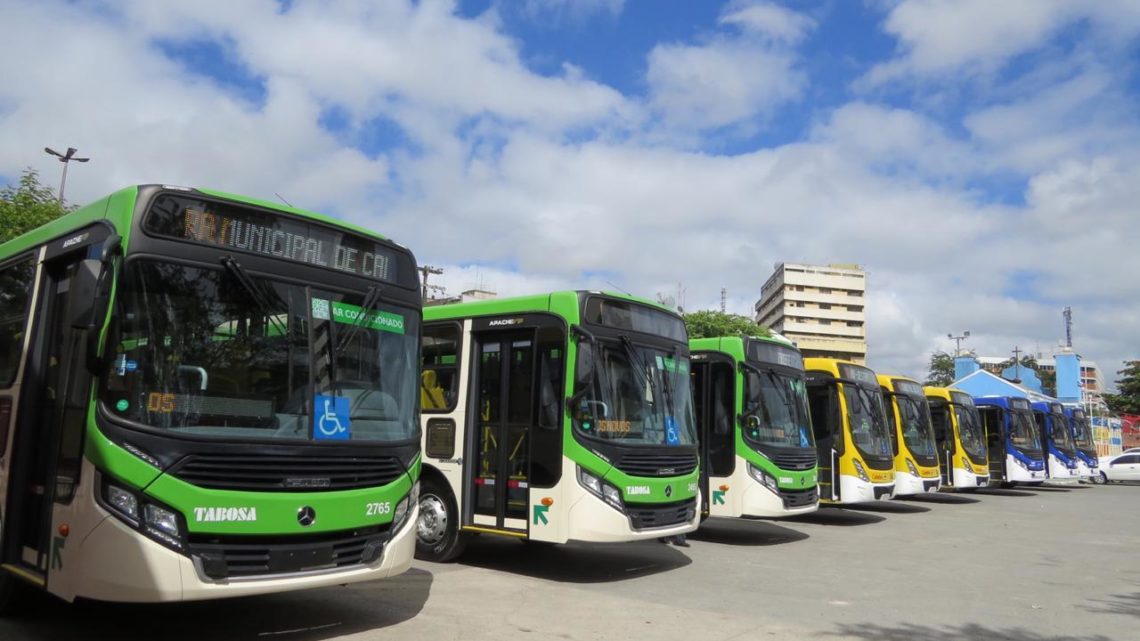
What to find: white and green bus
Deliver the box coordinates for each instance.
[416,291,700,561]
[1,185,422,609]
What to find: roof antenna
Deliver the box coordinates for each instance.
[275,192,294,207]
[606,280,632,296]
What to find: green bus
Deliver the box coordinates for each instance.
[689,335,818,520]
[0,185,421,608]
[416,291,700,560]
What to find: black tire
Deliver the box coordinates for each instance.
[958,487,978,493]
[415,477,468,562]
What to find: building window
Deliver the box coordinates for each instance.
[819,303,831,310]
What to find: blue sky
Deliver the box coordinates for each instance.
[2,0,1139,387]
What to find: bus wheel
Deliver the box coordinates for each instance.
[1092,472,1107,485]
[415,478,467,562]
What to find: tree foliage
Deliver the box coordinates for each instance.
[1,168,73,244]
[683,310,768,339]
[924,351,955,387]
[1104,360,1140,415]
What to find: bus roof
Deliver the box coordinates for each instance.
[423,290,672,324]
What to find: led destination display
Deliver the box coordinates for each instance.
[145,193,415,286]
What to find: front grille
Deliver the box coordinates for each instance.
[922,479,940,492]
[626,498,697,530]
[778,486,818,509]
[169,454,405,492]
[613,452,698,477]
[766,449,817,471]
[189,525,389,579]
[873,486,892,500]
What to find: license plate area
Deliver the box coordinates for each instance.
[268,544,335,573]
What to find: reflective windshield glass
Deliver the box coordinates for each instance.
[1050,412,1077,454]
[102,260,420,442]
[896,394,937,459]
[843,383,893,460]
[1073,417,1095,450]
[572,339,696,446]
[954,405,988,459]
[742,366,815,449]
[1009,410,1042,452]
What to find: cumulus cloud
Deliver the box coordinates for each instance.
[646,1,814,132]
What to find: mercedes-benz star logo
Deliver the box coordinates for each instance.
[664,485,673,498]
[297,506,317,527]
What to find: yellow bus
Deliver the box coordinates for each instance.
[804,359,895,503]
[878,375,941,495]
[923,387,990,490]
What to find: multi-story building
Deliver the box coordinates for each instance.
[754,262,866,364]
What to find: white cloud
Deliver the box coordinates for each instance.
[517,0,625,24]
[645,2,813,132]
[863,0,1140,86]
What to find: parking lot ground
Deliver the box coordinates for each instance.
[3,483,1137,641]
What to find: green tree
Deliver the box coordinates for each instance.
[924,351,955,387]
[0,168,73,244]
[1104,360,1140,415]
[683,310,768,339]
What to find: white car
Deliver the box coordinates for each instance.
[1092,452,1140,484]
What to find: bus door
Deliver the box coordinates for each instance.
[690,356,735,516]
[979,407,1004,480]
[467,319,564,534]
[3,228,112,586]
[928,399,952,484]
[806,376,840,501]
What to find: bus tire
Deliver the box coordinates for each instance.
[415,478,467,563]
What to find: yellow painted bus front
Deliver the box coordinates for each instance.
[878,374,941,496]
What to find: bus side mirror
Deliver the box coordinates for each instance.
[70,259,103,330]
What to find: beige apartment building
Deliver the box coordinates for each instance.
[754,263,867,364]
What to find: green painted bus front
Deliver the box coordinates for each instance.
[0,185,421,605]
[690,336,818,519]
[416,291,700,560]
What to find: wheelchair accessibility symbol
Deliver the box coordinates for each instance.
[314,394,351,441]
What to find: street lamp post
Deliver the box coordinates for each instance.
[947,330,970,357]
[44,146,90,204]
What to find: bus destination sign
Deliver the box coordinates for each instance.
[145,193,409,285]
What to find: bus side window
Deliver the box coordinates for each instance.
[881,387,899,455]
[421,323,460,412]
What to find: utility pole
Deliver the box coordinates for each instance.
[418,265,444,302]
[720,287,726,313]
[947,331,970,357]
[44,146,89,204]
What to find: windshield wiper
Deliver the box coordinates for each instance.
[221,256,288,337]
[336,284,383,354]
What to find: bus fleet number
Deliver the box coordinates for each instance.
[366,502,391,516]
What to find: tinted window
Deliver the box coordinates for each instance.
[0,258,35,387]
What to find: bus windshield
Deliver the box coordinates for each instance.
[1050,411,1077,454]
[1009,410,1042,453]
[896,394,937,459]
[101,260,420,442]
[572,337,697,447]
[741,364,815,450]
[954,404,988,460]
[843,383,893,460]
[1073,416,1095,450]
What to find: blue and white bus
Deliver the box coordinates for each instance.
[1065,407,1099,481]
[973,396,1046,486]
[1031,401,1080,483]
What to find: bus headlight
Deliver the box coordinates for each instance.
[962,456,972,471]
[577,466,624,512]
[1013,457,1029,470]
[392,481,419,533]
[105,483,139,522]
[145,504,181,538]
[852,459,870,482]
[906,459,919,477]
[748,463,779,492]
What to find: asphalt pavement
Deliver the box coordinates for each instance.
[3,483,1137,641]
